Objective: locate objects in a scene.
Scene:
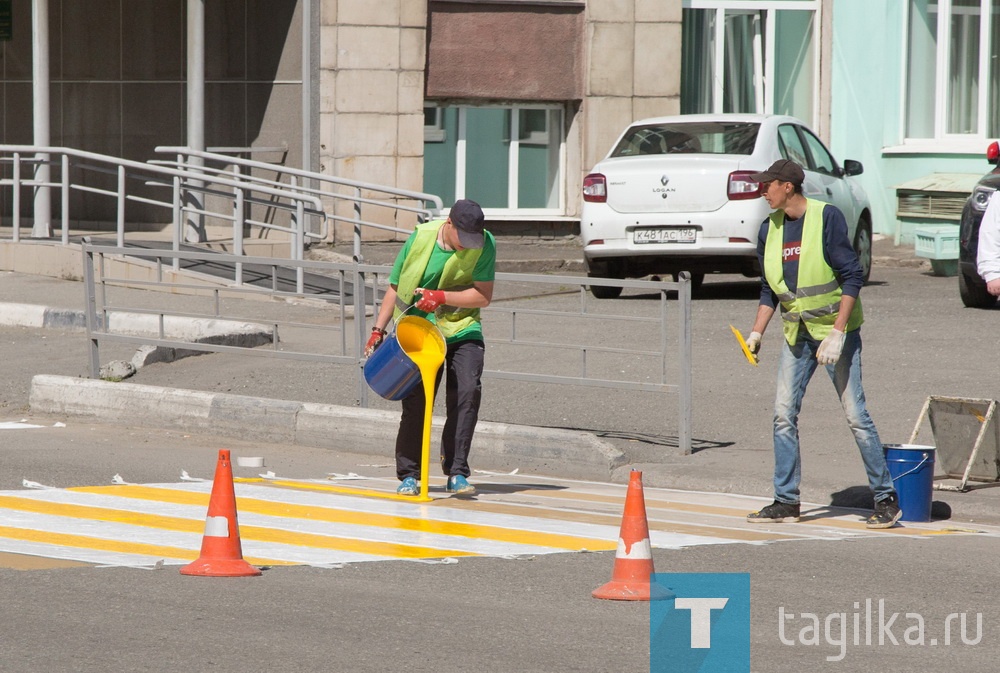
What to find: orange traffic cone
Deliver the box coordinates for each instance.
[593,470,668,601]
[180,449,262,577]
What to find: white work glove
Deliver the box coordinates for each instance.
[816,328,845,366]
[745,331,762,355]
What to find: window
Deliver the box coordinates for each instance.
[777,124,841,175]
[777,124,809,166]
[799,128,838,175]
[424,106,445,143]
[681,1,818,126]
[610,121,759,157]
[905,0,1000,139]
[423,105,564,212]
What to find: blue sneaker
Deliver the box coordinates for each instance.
[446,475,475,495]
[396,477,419,496]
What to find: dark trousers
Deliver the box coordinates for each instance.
[395,339,485,480]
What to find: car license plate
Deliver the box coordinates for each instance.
[632,227,697,244]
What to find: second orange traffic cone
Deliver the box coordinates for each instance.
[180,449,261,577]
[593,470,668,601]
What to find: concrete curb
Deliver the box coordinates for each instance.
[28,375,628,480]
[0,302,273,373]
[0,303,88,329]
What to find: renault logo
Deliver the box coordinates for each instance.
[660,175,669,186]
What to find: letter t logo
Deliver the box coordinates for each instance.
[675,598,730,648]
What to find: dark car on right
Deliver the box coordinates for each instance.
[959,141,1000,308]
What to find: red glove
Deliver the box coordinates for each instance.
[415,289,446,312]
[364,327,385,357]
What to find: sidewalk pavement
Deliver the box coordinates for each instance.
[8,232,990,524]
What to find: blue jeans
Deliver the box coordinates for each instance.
[772,329,895,505]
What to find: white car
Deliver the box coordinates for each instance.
[580,113,872,298]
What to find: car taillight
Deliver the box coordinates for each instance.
[583,173,607,203]
[728,171,762,200]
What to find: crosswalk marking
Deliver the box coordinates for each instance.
[0,473,991,570]
[74,484,617,553]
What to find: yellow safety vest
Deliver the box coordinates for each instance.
[393,220,483,338]
[763,199,863,345]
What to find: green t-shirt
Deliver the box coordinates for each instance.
[389,229,496,343]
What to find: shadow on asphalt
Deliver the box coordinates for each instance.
[555,427,735,457]
[829,484,954,521]
[472,482,568,495]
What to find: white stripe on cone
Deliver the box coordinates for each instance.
[204,516,231,538]
[615,537,651,559]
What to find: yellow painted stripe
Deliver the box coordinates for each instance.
[15,491,476,560]
[73,484,616,552]
[235,477,440,502]
[0,523,291,565]
[241,479,797,543]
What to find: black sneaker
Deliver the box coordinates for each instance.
[747,500,800,523]
[866,494,902,529]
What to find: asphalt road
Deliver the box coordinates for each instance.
[1,254,999,671]
[0,422,996,673]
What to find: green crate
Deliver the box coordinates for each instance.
[914,226,960,260]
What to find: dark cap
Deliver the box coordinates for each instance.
[448,199,485,249]
[750,159,805,186]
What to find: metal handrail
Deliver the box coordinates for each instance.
[156,146,444,263]
[0,146,323,231]
[0,145,331,292]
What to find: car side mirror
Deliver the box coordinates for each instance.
[843,159,863,177]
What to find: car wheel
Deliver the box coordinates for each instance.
[959,269,996,308]
[586,259,624,299]
[853,216,872,285]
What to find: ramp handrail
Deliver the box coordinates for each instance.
[156,146,444,263]
[0,145,330,292]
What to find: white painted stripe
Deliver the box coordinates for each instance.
[0,422,44,429]
[0,539,178,567]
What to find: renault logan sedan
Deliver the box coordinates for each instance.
[581,114,873,298]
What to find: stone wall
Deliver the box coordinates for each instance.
[319,0,682,236]
[319,0,428,241]
[582,0,682,175]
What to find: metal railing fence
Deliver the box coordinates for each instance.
[154,146,444,263]
[0,145,328,292]
[81,242,693,453]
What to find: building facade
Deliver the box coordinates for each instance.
[2,0,989,244]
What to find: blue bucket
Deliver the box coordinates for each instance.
[883,444,935,522]
[363,316,445,401]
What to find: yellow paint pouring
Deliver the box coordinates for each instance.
[397,316,446,501]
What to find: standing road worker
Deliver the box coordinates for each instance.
[742,159,901,529]
[365,199,496,496]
